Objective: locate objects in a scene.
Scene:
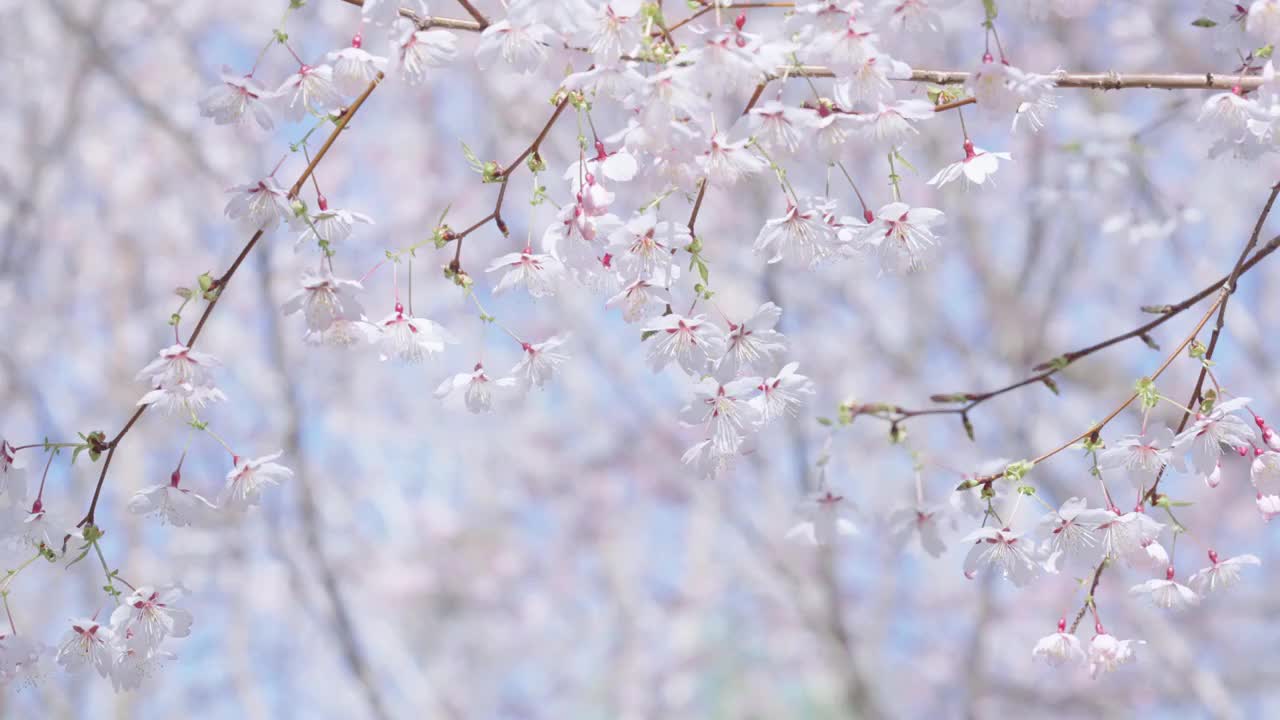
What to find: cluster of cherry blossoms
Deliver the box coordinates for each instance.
[12,0,1280,701]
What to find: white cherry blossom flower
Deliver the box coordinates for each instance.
[927,140,1011,188]
[296,203,374,248]
[326,39,388,96]
[434,363,516,414]
[608,211,686,280]
[512,335,571,390]
[55,619,115,678]
[606,276,671,324]
[275,64,344,122]
[969,58,1023,114]
[110,647,173,693]
[0,440,25,502]
[1251,450,1280,493]
[682,438,732,480]
[218,452,293,511]
[136,344,220,388]
[375,303,458,363]
[833,53,912,109]
[1173,396,1256,477]
[281,271,364,336]
[224,176,296,233]
[857,201,945,273]
[747,101,818,154]
[887,503,948,557]
[137,382,227,414]
[395,21,457,84]
[1037,497,1101,572]
[1088,508,1164,560]
[719,302,787,377]
[110,586,192,651]
[877,0,956,34]
[1032,620,1086,667]
[811,18,880,70]
[851,99,935,147]
[1248,0,1280,44]
[642,314,727,375]
[127,466,216,528]
[1098,427,1182,487]
[476,18,555,72]
[680,376,763,456]
[698,130,767,186]
[1125,539,1170,574]
[1258,491,1280,520]
[785,488,858,545]
[1129,567,1199,611]
[1088,631,1141,678]
[752,362,815,422]
[198,66,274,130]
[1188,549,1260,594]
[583,0,644,62]
[487,247,564,298]
[961,526,1040,587]
[754,197,842,266]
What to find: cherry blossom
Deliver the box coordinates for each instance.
[1088,630,1141,678]
[198,66,274,130]
[1129,567,1200,611]
[137,382,227,415]
[127,466,216,528]
[606,276,672,324]
[1098,428,1182,486]
[681,377,763,457]
[1248,0,1280,44]
[110,585,192,651]
[375,303,458,363]
[1250,449,1280,493]
[274,64,344,123]
[476,18,555,71]
[753,197,843,267]
[747,101,818,154]
[927,139,1012,188]
[218,452,293,512]
[224,175,297,233]
[850,99,935,147]
[642,314,727,375]
[394,20,458,84]
[511,335,571,390]
[434,363,516,414]
[281,271,365,337]
[698,129,767,187]
[718,302,787,377]
[1032,620,1086,667]
[0,440,25,502]
[1036,497,1101,572]
[1188,549,1261,594]
[857,201,946,273]
[785,488,858,546]
[487,247,564,298]
[1173,396,1256,477]
[752,363,815,423]
[887,504,948,557]
[326,40,388,97]
[55,619,115,678]
[961,526,1040,587]
[296,204,374,248]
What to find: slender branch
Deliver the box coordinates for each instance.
[787,67,1269,92]
[77,74,387,528]
[337,0,483,31]
[853,231,1280,428]
[444,97,570,265]
[1069,561,1107,634]
[960,295,1223,489]
[453,0,490,29]
[1145,183,1280,503]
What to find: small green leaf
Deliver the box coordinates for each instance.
[1190,17,1217,28]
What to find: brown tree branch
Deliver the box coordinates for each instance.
[78,74,387,528]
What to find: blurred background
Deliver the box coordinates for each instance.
[3,0,1280,717]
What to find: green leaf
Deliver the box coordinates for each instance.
[1190,17,1217,28]
[816,417,833,427]
[461,141,485,175]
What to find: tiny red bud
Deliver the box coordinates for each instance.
[1208,549,1220,564]
[1165,565,1175,580]
[170,468,181,488]
[317,194,329,212]
[982,52,994,64]
[352,33,363,49]
[735,13,746,30]
[863,208,875,223]
[1057,617,1066,633]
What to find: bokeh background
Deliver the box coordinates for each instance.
[3,0,1280,717]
